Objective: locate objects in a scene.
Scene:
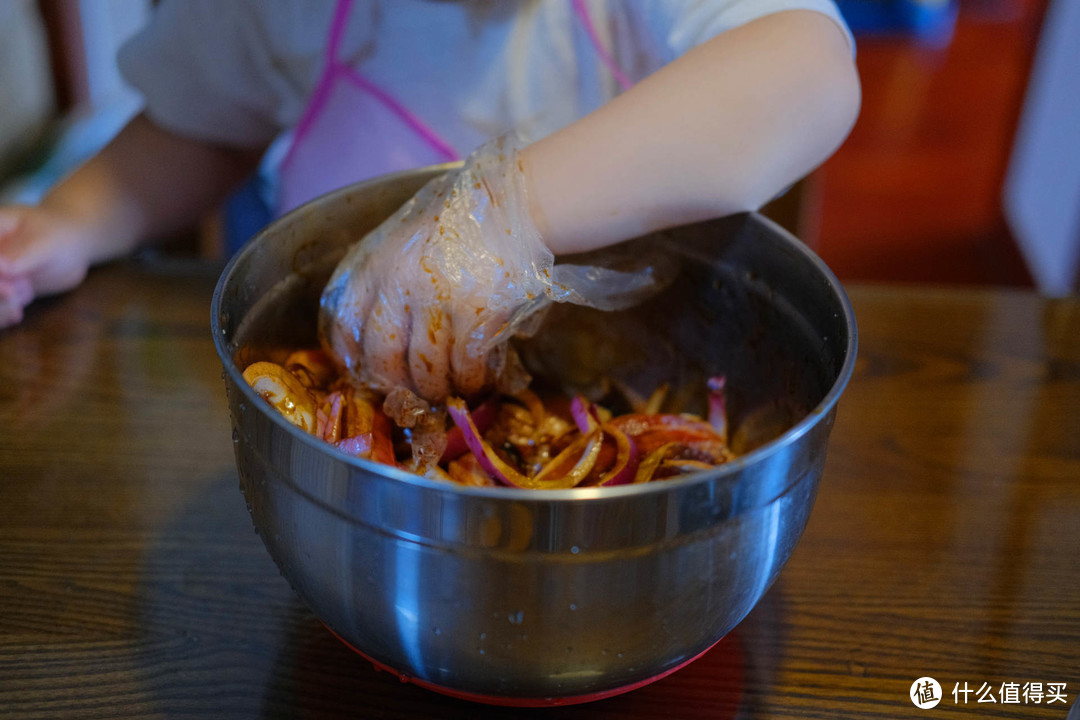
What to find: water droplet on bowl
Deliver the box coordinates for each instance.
[569,603,577,611]
[232,429,240,445]
[570,546,580,554]
[508,610,524,625]
[433,627,441,636]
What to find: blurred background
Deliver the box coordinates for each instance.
[1,0,1076,294]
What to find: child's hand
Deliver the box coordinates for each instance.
[0,205,94,329]
[319,136,557,404]
[319,136,664,408]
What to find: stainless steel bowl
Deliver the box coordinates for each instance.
[211,165,857,703]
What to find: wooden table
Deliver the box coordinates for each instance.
[1,258,1078,719]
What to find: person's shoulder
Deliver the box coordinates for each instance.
[619,0,851,57]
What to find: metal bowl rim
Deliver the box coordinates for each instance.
[211,166,858,505]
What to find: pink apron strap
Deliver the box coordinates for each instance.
[338,66,460,162]
[280,0,356,174]
[325,0,352,61]
[282,0,460,177]
[572,0,633,92]
[282,0,631,196]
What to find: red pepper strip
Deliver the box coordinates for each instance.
[608,412,718,437]
[440,397,497,463]
[609,413,728,459]
[635,431,728,460]
[447,398,603,489]
[370,408,396,466]
[595,423,638,486]
[707,375,728,443]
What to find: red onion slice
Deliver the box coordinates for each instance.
[446,398,533,487]
[707,375,728,442]
[596,423,639,486]
[440,398,497,462]
[447,398,604,489]
[570,394,599,434]
[337,433,373,457]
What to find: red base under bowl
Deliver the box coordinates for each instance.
[326,626,743,708]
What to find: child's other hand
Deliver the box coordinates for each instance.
[0,205,93,329]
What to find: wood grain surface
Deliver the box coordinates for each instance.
[1,259,1078,719]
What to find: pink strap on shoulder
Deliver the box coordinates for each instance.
[331,0,457,161]
[283,0,460,173]
[339,65,460,163]
[572,0,633,91]
[326,0,353,62]
[280,0,356,173]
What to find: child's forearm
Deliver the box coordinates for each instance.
[41,114,264,263]
[522,9,860,256]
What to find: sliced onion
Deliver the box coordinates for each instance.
[633,442,684,484]
[595,423,638,486]
[570,394,598,434]
[337,433,373,457]
[320,391,343,443]
[514,388,547,428]
[643,383,669,415]
[335,409,395,467]
[447,453,497,487]
[531,431,604,489]
[447,397,603,489]
[440,397,497,463]
[446,398,532,487]
[242,361,317,433]
[707,375,728,442]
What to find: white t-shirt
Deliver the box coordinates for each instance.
[119,0,852,154]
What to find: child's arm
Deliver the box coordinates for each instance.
[320,9,860,404]
[522,9,860,255]
[0,114,262,327]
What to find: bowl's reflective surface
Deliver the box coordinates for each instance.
[211,166,856,700]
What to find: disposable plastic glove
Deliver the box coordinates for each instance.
[319,135,661,412]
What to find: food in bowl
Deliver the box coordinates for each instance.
[212,166,857,703]
[242,348,735,488]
